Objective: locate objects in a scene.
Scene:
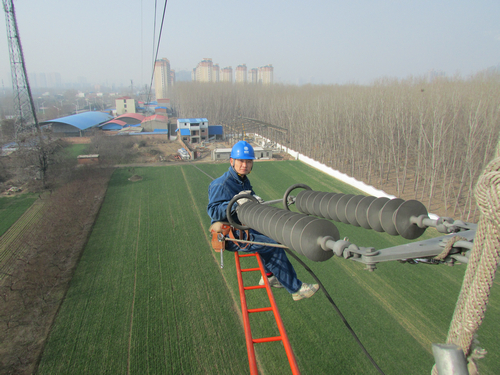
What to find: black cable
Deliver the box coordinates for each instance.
[146,0,169,105]
[284,248,386,375]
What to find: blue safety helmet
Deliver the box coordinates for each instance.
[231,141,255,160]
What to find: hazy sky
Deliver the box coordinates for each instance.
[1,0,499,88]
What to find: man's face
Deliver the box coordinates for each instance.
[231,158,253,175]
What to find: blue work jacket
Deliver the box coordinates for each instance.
[207,166,255,224]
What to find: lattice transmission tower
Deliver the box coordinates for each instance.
[3,0,38,137]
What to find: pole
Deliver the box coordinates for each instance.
[432,344,469,375]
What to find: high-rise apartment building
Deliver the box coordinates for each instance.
[212,64,220,82]
[235,64,247,83]
[170,69,176,87]
[258,65,274,85]
[192,59,273,85]
[194,58,213,82]
[220,67,233,83]
[154,58,172,99]
[248,68,258,84]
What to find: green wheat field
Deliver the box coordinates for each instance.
[36,161,499,374]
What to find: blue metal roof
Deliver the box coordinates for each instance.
[101,123,123,130]
[209,125,223,135]
[40,111,113,131]
[180,129,190,136]
[177,118,208,123]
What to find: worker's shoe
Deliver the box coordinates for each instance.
[259,275,284,288]
[292,283,319,301]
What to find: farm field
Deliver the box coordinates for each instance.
[37,161,499,374]
[64,144,88,159]
[0,194,37,237]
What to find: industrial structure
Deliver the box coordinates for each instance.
[40,112,113,136]
[3,0,39,136]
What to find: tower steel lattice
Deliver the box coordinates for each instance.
[3,0,38,136]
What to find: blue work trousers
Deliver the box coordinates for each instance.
[227,229,302,294]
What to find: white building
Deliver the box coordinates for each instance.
[212,146,273,160]
[176,118,209,144]
[115,97,136,115]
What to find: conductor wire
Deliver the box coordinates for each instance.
[284,248,386,375]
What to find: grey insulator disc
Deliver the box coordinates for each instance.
[345,195,365,226]
[394,200,428,239]
[312,192,328,217]
[289,217,339,262]
[367,197,390,232]
[327,194,344,222]
[356,196,377,229]
[319,193,337,219]
[380,198,405,235]
[336,194,355,224]
[295,190,309,214]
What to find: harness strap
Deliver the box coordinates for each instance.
[228,227,250,250]
[210,221,250,251]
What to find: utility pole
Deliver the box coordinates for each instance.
[3,0,39,137]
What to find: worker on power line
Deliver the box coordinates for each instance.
[207,140,319,301]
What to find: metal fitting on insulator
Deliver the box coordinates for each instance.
[344,243,360,259]
[365,264,377,272]
[413,214,428,228]
[331,240,351,257]
[318,236,336,251]
[436,217,456,233]
[364,247,378,256]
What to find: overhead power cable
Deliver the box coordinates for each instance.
[283,248,385,375]
[146,0,169,105]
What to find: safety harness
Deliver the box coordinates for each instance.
[209,221,250,252]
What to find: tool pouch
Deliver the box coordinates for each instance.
[209,222,231,252]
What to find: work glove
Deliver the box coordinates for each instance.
[235,190,252,206]
[253,195,264,203]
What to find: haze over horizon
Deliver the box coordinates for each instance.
[1,0,499,90]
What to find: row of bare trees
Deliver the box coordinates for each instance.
[172,74,500,221]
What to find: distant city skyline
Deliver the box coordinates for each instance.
[1,1,499,90]
[191,58,273,85]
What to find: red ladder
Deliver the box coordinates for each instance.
[234,251,301,375]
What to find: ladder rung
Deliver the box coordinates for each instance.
[241,267,260,272]
[244,285,265,291]
[253,336,283,344]
[239,253,257,258]
[248,307,273,313]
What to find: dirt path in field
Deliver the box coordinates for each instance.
[127,204,141,375]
